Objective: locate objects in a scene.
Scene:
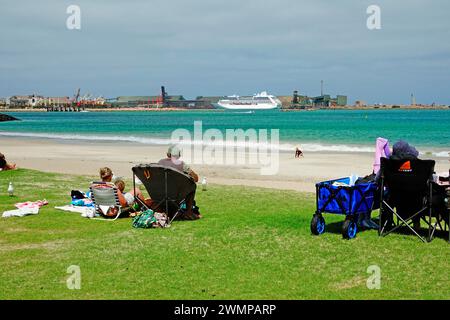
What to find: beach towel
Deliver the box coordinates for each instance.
[132,210,169,228]
[55,205,96,218]
[71,198,94,207]
[2,200,48,218]
[373,137,391,175]
[332,174,359,187]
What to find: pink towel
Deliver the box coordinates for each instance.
[15,200,48,210]
[3,200,49,218]
[373,137,391,174]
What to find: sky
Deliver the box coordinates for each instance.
[1,0,449,104]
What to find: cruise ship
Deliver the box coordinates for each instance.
[215,91,281,110]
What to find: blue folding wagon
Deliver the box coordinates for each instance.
[311,177,378,239]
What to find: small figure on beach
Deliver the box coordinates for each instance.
[295,147,304,158]
[0,153,17,171]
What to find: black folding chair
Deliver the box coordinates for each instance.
[132,164,197,225]
[447,187,450,243]
[431,182,450,243]
[378,157,445,242]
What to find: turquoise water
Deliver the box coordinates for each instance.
[1,109,449,155]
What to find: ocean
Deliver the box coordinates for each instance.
[0,109,449,156]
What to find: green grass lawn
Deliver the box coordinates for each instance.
[0,169,449,299]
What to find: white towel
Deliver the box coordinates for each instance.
[2,207,39,218]
[55,205,95,218]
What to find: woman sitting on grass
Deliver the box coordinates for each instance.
[0,153,16,171]
[99,167,144,208]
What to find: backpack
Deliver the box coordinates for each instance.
[132,209,169,228]
[132,210,157,229]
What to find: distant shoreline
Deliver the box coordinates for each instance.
[284,105,450,111]
[1,105,449,113]
[0,107,220,113]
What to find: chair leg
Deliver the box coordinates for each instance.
[378,208,382,236]
[428,183,433,242]
[444,188,450,243]
[169,210,180,225]
[379,207,394,237]
[381,202,427,242]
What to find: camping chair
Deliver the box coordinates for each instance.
[447,187,450,243]
[132,164,197,225]
[378,157,441,242]
[431,182,450,243]
[89,182,128,221]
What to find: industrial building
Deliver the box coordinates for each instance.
[111,87,214,109]
[40,97,72,106]
[111,95,187,108]
[9,94,43,108]
[195,96,222,104]
[311,94,348,107]
[286,90,348,109]
[8,95,73,108]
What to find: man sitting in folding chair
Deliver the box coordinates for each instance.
[132,162,199,225]
[157,146,200,220]
[378,157,441,242]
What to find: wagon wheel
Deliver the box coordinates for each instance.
[311,214,326,235]
[342,217,357,239]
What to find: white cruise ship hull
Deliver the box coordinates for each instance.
[214,102,280,110]
[214,91,281,110]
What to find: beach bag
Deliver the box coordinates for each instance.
[132,209,168,228]
[153,212,169,228]
[132,210,157,228]
[71,190,86,200]
[355,173,376,184]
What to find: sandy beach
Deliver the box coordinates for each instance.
[1,136,448,193]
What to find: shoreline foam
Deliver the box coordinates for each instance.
[0,131,448,158]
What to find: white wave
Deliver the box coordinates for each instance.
[0,131,448,157]
[231,111,255,114]
[421,151,450,158]
[298,143,374,153]
[0,131,170,145]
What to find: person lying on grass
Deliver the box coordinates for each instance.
[158,146,202,220]
[99,167,144,208]
[0,152,16,171]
